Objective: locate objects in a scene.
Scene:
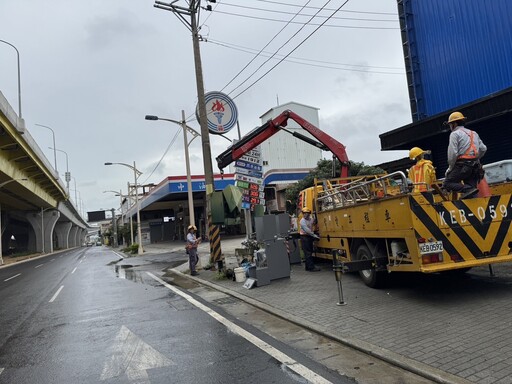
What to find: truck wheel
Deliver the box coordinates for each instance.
[357,244,385,288]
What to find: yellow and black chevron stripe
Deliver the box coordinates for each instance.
[209,220,222,263]
[410,193,512,261]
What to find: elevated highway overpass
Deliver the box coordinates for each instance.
[0,91,89,261]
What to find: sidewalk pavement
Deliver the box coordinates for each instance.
[144,236,511,384]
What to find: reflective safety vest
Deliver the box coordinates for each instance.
[409,160,436,193]
[458,129,478,160]
[299,217,314,236]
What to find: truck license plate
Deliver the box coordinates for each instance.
[419,241,443,254]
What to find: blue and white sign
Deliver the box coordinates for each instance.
[235,160,263,171]
[197,91,238,135]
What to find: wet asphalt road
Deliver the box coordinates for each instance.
[0,246,350,384]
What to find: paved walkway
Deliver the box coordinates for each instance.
[144,236,512,384]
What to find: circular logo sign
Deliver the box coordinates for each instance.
[196,91,238,135]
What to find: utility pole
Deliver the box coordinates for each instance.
[154,0,221,265]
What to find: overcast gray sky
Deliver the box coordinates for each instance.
[0,0,411,217]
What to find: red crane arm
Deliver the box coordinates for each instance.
[216,110,349,177]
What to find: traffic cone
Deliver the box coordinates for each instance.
[477,177,491,197]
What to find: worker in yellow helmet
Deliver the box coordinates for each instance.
[408,147,437,193]
[442,111,487,198]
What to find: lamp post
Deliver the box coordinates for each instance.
[69,175,78,208]
[104,161,143,255]
[49,147,70,191]
[35,124,57,172]
[0,178,27,265]
[103,190,127,245]
[145,110,200,228]
[0,39,22,119]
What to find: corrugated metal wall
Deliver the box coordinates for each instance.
[400,0,512,120]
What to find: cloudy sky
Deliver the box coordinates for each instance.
[0,0,411,217]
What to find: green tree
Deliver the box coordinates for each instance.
[285,159,384,213]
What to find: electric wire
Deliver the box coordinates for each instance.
[211,10,398,29]
[141,127,182,184]
[228,0,350,99]
[219,2,397,22]
[208,38,404,73]
[253,0,396,15]
[220,0,314,93]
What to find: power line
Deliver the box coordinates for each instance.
[220,0,314,93]
[230,0,352,100]
[227,0,334,96]
[253,0,396,15]
[219,2,397,22]
[210,9,398,29]
[207,38,404,74]
[141,127,182,184]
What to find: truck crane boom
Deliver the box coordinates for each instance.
[216,110,350,177]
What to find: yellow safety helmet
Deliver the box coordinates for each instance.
[302,207,311,213]
[447,111,466,123]
[187,225,197,231]
[409,147,425,160]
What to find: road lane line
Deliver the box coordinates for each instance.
[147,272,333,384]
[72,267,77,274]
[49,285,64,303]
[35,264,44,269]
[50,259,55,262]
[4,273,21,282]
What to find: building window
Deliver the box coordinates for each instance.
[263,161,269,166]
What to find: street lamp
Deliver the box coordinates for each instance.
[0,39,22,119]
[49,147,70,191]
[145,110,200,228]
[35,124,57,172]
[0,178,27,265]
[104,161,143,255]
[104,189,130,245]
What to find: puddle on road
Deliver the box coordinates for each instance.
[114,265,143,283]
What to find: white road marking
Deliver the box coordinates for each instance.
[49,285,64,303]
[100,325,173,383]
[4,273,21,282]
[71,267,77,274]
[147,272,333,384]
[0,367,3,375]
[50,259,55,262]
[79,259,83,264]
[35,264,44,269]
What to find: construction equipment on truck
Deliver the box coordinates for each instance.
[217,110,512,288]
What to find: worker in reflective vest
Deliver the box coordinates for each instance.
[442,111,487,198]
[299,207,320,272]
[408,147,436,193]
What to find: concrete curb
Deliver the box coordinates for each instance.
[170,267,471,384]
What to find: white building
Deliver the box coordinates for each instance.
[259,102,323,212]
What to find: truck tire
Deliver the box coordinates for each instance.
[357,244,385,288]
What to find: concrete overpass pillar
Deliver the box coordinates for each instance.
[26,209,60,253]
[69,226,79,247]
[55,222,72,249]
[80,228,87,245]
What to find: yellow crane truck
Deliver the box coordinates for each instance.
[301,173,512,287]
[216,110,512,287]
